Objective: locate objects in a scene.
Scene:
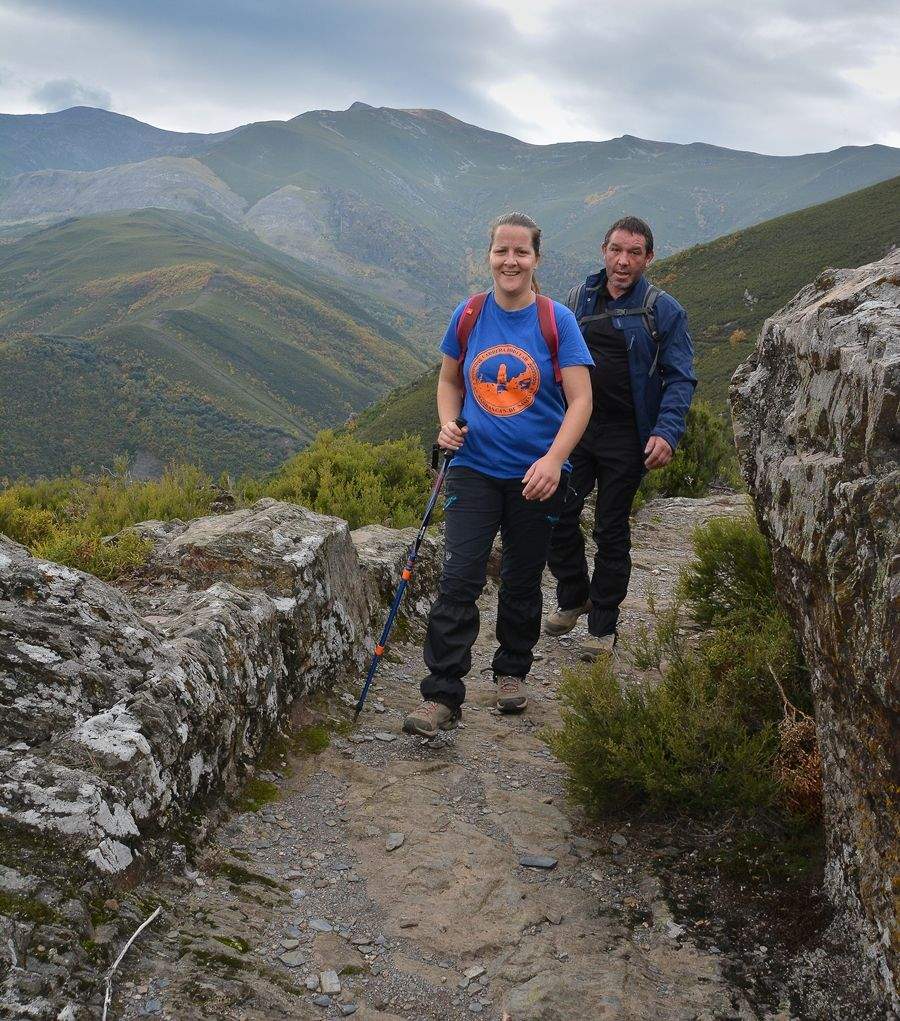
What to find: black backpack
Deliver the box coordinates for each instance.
[566,281,665,373]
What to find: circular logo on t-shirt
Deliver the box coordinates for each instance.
[469,344,540,417]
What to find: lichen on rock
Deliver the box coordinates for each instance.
[731,249,899,1012]
[0,498,425,1015]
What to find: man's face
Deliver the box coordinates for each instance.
[602,229,654,296]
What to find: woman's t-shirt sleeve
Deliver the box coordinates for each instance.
[554,302,594,368]
[439,300,469,360]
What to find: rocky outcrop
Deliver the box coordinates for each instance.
[731,250,899,1011]
[351,523,441,638]
[1,500,373,877]
[0,498,441,1017]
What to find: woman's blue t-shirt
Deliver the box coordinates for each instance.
[440,292,593,479]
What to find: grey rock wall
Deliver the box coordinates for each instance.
[0,498,442,1016]
[730,250,899,1011]
[351,523,441,638]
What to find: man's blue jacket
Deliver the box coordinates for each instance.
[571,269,697,455]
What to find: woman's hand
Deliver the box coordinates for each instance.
[522,453,563,501]
[438,419,468,451]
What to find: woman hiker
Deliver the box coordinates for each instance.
[403,212,594,739]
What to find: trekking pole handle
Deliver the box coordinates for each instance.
[445,416,467,460]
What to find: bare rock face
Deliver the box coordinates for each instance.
[0,499,423,1015]
[350,523,441,637]
[0,499,375,879]
[730,250,899,1010]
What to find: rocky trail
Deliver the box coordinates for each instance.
[98,494,784,1021]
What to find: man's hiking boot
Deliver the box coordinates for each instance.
[403,700,461,738]
[495,675,527,714]
[579,632,617,663]
[544,599,591,637]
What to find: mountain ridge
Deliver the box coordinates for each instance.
[3,103,899,312]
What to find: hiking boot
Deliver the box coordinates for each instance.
[403,700,461,738]
[578,632,617,663]
[495,675,527,714]
[544,599,591,637]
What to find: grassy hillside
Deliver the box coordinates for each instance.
[652,174,900,405]
[352,176,900,446]
[0,209,429,479]
[4,103,899,313]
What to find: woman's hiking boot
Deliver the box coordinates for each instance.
[495,675,527,713]
[403,700,461,738]
[578,631,617,663]
[544,599,591,636]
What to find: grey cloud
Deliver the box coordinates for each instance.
[506,0,900,153]
[12,0,516,128]
[31,77,113,112]
[2,0,898,153]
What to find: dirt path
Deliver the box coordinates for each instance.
[110,495,756,1021]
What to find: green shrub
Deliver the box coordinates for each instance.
[245,431,433,530]
[692,611,811,723]
[0,462,215,577]
[677,515,779,628]
[634,398,741,510]
[622,585,684,672]
[548,656,782,815]
[547,512,814,818]
[31,529,152,582]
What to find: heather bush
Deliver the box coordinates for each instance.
[245,431,433,530]
[548,514,816,818]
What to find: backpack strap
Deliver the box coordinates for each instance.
[578,289,663,344]
[455,290,561,386]
[456,291,488,376]
[642,285,661,343]
[536,294,562,385]
[565,282,584,315]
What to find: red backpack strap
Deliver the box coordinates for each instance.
[536,294,562,384]
[456,292,488,376]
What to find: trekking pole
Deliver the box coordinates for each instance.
[353,417,467,723]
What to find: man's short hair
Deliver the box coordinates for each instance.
[603,216,654,255]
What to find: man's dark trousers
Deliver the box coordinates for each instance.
[547,418,644,638]
[422,466,565,710]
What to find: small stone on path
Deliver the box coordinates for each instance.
[313,994,331,1007]
[279,949,308,967]
[309,918,333,932]
[374,732,396,742]
[518,854,558,869]
[385,832,405,852]
[319,969,341,994]
[464,964,485,980]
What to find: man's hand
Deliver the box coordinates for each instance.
[644,435,673,470]
[522,454,562,501]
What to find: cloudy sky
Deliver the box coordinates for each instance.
[1,0,898,154]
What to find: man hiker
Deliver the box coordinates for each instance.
[544,216,696,658]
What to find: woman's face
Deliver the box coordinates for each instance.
[489,225,538,299]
